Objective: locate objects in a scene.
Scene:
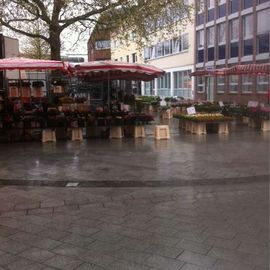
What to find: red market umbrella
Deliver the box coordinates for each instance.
[0,57,68,72]
[227,63,270,76]
[73,60,165,81]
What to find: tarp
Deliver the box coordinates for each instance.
[0,57,68,71]
[226,63,270,75]
[73,60,165,81]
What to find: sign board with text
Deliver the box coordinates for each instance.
[187,106,196,115]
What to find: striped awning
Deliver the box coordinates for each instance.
[190,68,228,77]
[227,63,270,75]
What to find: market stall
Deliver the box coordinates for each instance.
[0,59,165,142]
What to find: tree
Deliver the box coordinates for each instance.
[20,27,51,59]
[0,0,193,60]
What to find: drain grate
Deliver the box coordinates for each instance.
[66,182,79,187]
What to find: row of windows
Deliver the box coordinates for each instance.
[196,9,270,62]
[144,34,189,60]
[115,53,137,63]
[144,71,192,98]
[197,0,269,25]
[196,75,269,93]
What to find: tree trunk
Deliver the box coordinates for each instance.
[49,31,61,61]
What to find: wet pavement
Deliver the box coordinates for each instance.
[0,120,269,269]
[0,119,269,186]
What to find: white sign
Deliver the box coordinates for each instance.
[160,100,167,106]
[247,101,258,108]
[219,101,224,107]
[187,106,196,115]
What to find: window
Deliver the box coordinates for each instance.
[132,53,137,63]
[230,42,239,57]
[229,75,238,92]
[197,0,205,25]
[257,75,269,92]
[242,75,253,92]
[218,23,226,44]
[218,24,226,60]
[217,77,225,93]
[230,19,239,57]
[144,47,151,60]
[164,40,172,55]
[157,73,171,96]
[172,37,181,53]
[197,30,204,48]
[120,57,123,62]
[243,15,253,39]
[258,0,270,3]
[243,0,253,9]
[208,0,215,9]
[197,30,204,63]
[218,0,226,18]
[207,27,215,61]
[156,43,164,57]
[173,70,192,98]
[243,14,253,56]
[257,9,270,54]
[230,0,239,14]
[197,76,205,93]
[95,40,111,50]
[126,55,129,62]
[182,34,189,50]
[230,19,239,41]
[207,27,215,47]
[207,0,215,21]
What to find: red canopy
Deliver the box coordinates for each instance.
[73,60,165,81]
[0,57,68,71]
[227,63,270,75]
[190,68,229,77]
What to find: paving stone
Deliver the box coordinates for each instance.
[145,254,185,270]
[37,228,69,240]
[211,259,255,270]
[111,248,151,264]
[208,247,248,263]
[5,258,44,270]
[51,243,88,258]
[176,239,211,255]
[75,262,106,270]
[78,251,116,268]
[203,236,240,250]
[0,250,18,266]
[19,247,55,263]
[66,226,100,237]
[44,255,83,270]
[178,250,216,268]
[180,264,208,270]
[87,240,121,253]
[0,239,29,254]
[61,233,95,248]
[145,244,184,259]
[108,259,149,270]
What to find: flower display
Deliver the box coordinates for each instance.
[174,113,233,122]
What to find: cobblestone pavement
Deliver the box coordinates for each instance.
[0,121,269,184]
[0,182,268,270]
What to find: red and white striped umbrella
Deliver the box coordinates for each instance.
[0,57,68,71]
[73,60,165,81]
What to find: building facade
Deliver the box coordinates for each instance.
[87,25,111,61]
[142,21,195,99]
[194,0,270,104]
